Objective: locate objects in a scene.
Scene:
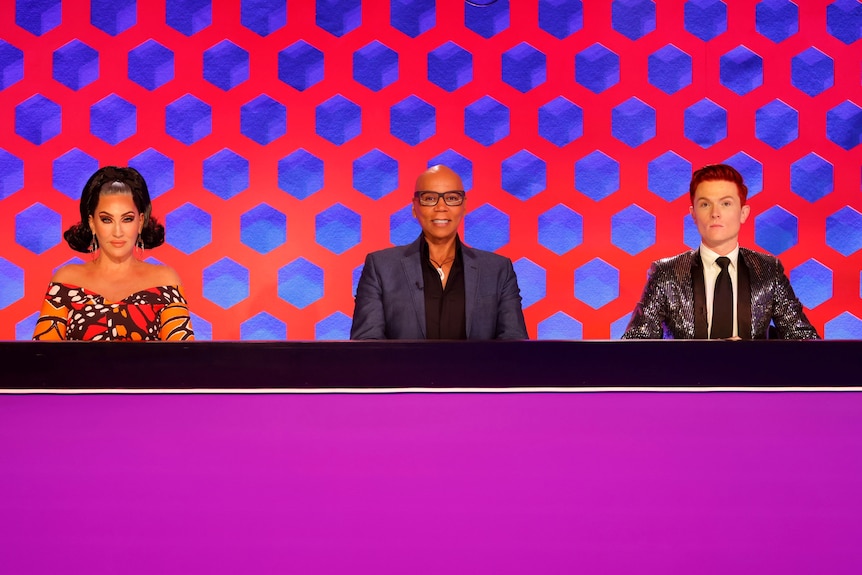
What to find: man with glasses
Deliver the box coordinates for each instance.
[351,165,528,339]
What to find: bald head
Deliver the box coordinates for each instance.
[415,165,463,193]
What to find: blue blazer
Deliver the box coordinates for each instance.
[351,236,528,340]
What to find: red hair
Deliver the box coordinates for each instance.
[689,164,748,205]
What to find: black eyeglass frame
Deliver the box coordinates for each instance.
[413,190,466,206]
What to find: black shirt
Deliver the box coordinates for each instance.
[420,236,467,339]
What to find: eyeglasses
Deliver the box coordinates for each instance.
[414,191,465,206]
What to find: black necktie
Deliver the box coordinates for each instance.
[711,256,733,339]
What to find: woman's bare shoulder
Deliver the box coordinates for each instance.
[141,262,184,287]
[51,263,90,286]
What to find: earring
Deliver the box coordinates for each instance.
[135,236,145,259]
[89,235,98,254]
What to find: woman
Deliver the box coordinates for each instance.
[33,166,194,341]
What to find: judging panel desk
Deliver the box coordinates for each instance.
[2,341,861,575]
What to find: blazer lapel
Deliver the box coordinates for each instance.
[736,253,753,339]
[691,251,709,339]
[462,244,479,339]
[401,238,426,338]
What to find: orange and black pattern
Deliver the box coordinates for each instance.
[33,283,194,341]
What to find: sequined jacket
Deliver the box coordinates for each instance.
[622,248,819,340]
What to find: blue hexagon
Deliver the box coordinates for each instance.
[720,46,763,95]
[90,94,136,145]
[16,203,61,254]
[827,0,862,44]
[427,150,473,190]
[826,207,862,256]
[612,97,656,147]
[790,259,832,309]
[684,98,727,148]
[241,312,286,340]
[0,258,25,310]
[165,94,211,145]
[165,203,212,254]
[241,204,286,254]
[537,312,582,340]
[240,95,286,145]
[52,40,98,91]
[203,258,249,309]
[203,40,249,91]
[610,313,632,339]
[316,312,351,340]
[186,313,210,340]
[15,95,61,145]
[648,44,692,95]
[684,0,727,41]
[539,204,583,255]
[203,149,249,200]
[539,0,583,40]
[513,258,546,309]
[755,100,798,149]
[0,41,24,90]
[465,0,509,39]
[575,44,619,94]
[575,151,619,201]
[428,42,472,92]
[316,0,361,37]
[464,96,509,146]
[790,153,833,202]
[278,258,324,309]
[611,205,656,255]
[683,214,701,248]
[502,43,546,93]
[648,151,691,202]
[316,95,361,145]
[128,40,174,91]
[724,152,763,198]
[612,0,656,40]
[391,0,435,37]
[826,101,862,150]
[0,149,25,200]
[354,41,398,92]
[352,264,364,297]
[278,149,324,200]
[791,48,834,97]
[16,312,39,340]
[278,41,324,91]
[15,0,61,36]
[316,203,361,254]
[129,148,174,200]
[575,258,620,309]
[91,0,136,36]
[502,151,546,200]
[391,95,435,145]
[824,312,862,340]
[354,149,398,200]
[166,0,211,36]
[539,97,583,147]
[756,0,798,42]
[465,204,509,252]
[390,204,421,246]
[755,206,798,255]
[51,149,96,200]
[241,0,286,36]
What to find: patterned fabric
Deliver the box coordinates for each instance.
[33,283,194,341]
[622,248,820,340]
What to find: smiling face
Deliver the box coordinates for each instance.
[412,165,466,245]
[88,191,144,260]
[689,179,751,255]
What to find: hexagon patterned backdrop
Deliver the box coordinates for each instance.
[1,0,860,340]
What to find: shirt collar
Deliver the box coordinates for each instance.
[700,243,740,268]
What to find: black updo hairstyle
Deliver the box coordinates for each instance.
[63,166,166,253]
